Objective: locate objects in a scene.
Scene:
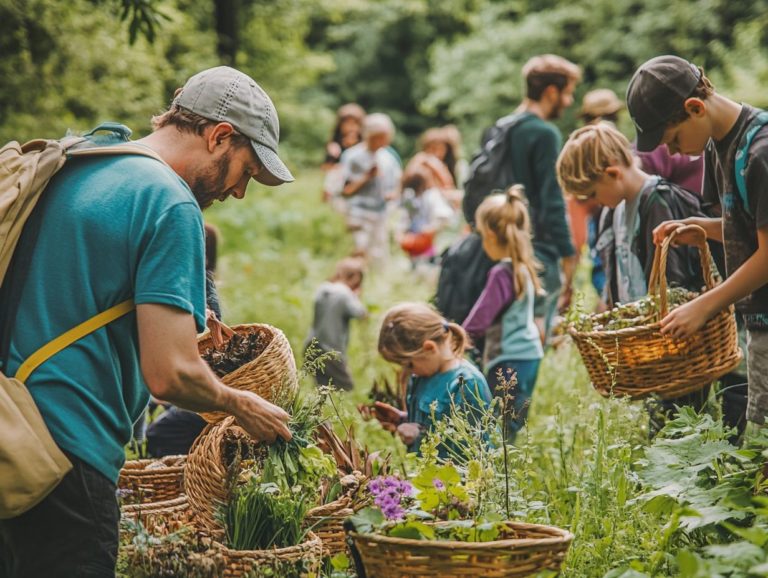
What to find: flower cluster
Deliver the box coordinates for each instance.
[368,476,413,520]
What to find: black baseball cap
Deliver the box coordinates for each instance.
[626,55,702,152]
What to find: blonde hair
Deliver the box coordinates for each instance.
[475,186,543,297]
[331,257,365,284]
[556,122,634,197]
[378,303,467,366]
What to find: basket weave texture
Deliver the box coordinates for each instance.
[184,417,257,534]
[306,496,354,558]
[118,455,186,503]
[567,225,742,400]
[198,323,298,423]
[216,532,323,578]
[348,521,573,578]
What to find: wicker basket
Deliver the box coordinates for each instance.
[185,417,263,534]
[348,521,573,578]
[121,495,190,523]
[306,495,354,558]
[118,455,186,503]
[567,225,742,400]
[216,532,323,578]
[198,323,298,423]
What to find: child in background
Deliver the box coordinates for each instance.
[305,257,367,391]
[374,303,493,456]
[398,167,455,267]
[462,186,544,441]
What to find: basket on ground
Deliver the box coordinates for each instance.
[215,531,323,578]
[118,455,186,503]
[184,417,261,534]
[348,520,573,578]
[567,225,742,400]
[306,495,354,558]
[198,323,298,423]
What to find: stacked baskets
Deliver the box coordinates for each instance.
[568,225,742,400]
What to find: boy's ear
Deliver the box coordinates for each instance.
[604,166,622,180]
[683,97,706,117]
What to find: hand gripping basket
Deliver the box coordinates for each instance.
[347,520,573,578]
[118,455,186,503]
[568,225,742,400]
[197,323,298,423]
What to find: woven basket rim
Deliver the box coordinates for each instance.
[349,520,573,551]
[198,323,277,350]
[121,455,186,472]
[216,530,322,556]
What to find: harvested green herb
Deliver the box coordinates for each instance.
[225,482,310,551]
[570,287,697,333]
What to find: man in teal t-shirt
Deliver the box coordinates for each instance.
[0,67,295,578]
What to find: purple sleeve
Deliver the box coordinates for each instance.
[462,264,516,336]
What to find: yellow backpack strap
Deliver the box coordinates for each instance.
[15,299,135,382]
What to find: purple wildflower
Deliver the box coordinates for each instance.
[433,478,445,490]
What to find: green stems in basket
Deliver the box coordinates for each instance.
[225,481,311,551]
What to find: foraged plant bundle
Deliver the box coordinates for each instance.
[316,421,391,479]
[570,287,697,333]
[120,519,223,578]
[200,328,270,377]
[368,374,404,408]
[225,481,311,551]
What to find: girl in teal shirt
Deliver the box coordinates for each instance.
[374,302,493,456]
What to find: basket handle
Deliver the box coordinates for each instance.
[647,224,714,317]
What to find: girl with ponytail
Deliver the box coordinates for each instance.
[463,185,545,441]
[375,302,492,456]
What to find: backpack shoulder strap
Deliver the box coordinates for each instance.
[14,299,135,382]
[67,142,167,166]
[734,110,768,218]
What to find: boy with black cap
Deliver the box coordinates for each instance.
[626,55,768,430]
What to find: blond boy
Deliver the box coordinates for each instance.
[626,55,768,428]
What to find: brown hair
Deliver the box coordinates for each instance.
[556,122,635,198]
[152,89,251,149]
[378,303,467,366]
[475,186,543,297]
[330,257,366,285]
[664,69,716,127]
[523,54,582,101]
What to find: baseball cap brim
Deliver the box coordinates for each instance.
[252,142,294,186]
[635,123,666,153]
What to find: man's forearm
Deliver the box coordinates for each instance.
[155,357,237,414]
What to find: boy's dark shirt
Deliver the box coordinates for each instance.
[504,113,575,263]
[702,104,768,328]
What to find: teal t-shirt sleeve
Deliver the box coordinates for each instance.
[134,201,207,332]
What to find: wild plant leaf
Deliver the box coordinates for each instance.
[347,507,384,534]
[388,521,434,540]
[722,522,768,547]
[703,541,766,566]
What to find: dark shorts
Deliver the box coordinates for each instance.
[0,452,119,578]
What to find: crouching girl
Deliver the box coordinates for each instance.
[374,303,493,456]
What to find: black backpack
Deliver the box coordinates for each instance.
[434,232,496,324]
[462,113,530,226]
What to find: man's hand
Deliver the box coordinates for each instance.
[206,309,234,348]
[659,296,713,340]
[396,422,422,445]
[230,390,292,444]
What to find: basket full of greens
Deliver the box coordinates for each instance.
[567,225,742,400]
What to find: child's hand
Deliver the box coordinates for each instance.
[659,296,713,340]
[373,401,407,425]
[396,422,422,445]
[206,309,234,348]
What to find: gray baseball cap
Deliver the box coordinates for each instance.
[173,66,294,186]
[626,55,702,152]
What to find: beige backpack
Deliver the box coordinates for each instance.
[0,129,164,518]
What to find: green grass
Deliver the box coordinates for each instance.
[147,168,754,578]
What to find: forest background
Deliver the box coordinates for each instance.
[4,0,768,164]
